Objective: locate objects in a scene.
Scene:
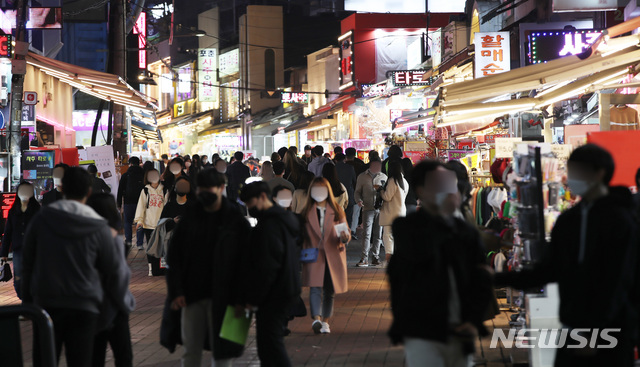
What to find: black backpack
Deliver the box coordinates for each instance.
[125,167,145,201]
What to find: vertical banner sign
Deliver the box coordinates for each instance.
[133,12,147,69]
[84,146,119,200]
[198,48,217,103]
[338,31,354,90]
[474,32,510,78]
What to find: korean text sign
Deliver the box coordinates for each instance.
[198,48,217,103]
[474,32,510,78]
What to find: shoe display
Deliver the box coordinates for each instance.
[356,258,368,267]
[312,320,323,334]
[320,322,331,334]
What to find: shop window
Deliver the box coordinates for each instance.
[264,49,275,91]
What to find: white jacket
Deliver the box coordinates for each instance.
[134,184,169,230]
[379,177,409,226]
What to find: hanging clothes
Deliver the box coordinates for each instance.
[610,105,639,131]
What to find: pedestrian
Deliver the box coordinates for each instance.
[0,182,40,299]
[134,168,169,273]
[301,145,313,165]
[378,160,408,265]
[215,158,228,174]
[117,156,145,252]
[301,177,350,334]
[183,157,193,176]
[240,181,302,366]
[495,144,639,367]
[160,154,170,174]
[190,154,202,176]
[291,170,316,214]
[284,150,306,188]
[201,155,212,168]
[227,151,251,202]
[308,145,331,177]
[354,158,387,267]
[160,176,194,233]
[268,161,295,193]
[143,160,155,174]
[401,158,418,215]
[22,168,133,367]
[261,160,275,181]
[345,147,366,175]
[333,146,343,158]
[272,185,294,210]
[382,145,403,175]
[87,193,135,367]
[277,146,289,161]
[162,157,188,191]
[271,152,282,163]
[166,169,250,367]
[88,164,111,194]
[42,163,69,206]
[322,163,348,210]
[388,160,492,367]
[288,146,307,167]
[334,153,357,232]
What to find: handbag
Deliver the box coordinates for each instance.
[374,179,389,210]
[300,247,319,263]
[0,260,12,282]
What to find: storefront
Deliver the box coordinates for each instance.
[198,121,242,161]
[157,110,212,156]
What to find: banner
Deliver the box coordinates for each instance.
[83,146,119,199]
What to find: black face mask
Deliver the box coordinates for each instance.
[176,191,188,197]
[197,191,218,207]
[248,207,263,219]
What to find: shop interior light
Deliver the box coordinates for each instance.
[78,76,120,86]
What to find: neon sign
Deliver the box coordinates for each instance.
[133,12,147,69]
[281,92,308,104]
[527,29,602,65]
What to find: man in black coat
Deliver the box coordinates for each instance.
[166,169,250,367]
[42,163,68,206]
[388,160,492,367]
[240,182,301,367]
[226,151,251,202]
[116,156,145,250]
[495,145,639,367]
[334,153,357,237]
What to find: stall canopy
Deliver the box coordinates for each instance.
[436,16,640,131]
[26,53,157,111]
[131,119,160,142]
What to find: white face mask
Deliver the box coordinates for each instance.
[567,179,592,197]
[53,178,62,186]
[310,186,329,203]
[185,162,192,168]
[277,198,292,208]
[18,186,34,202]
[170,164,181,175]
[202,159,208,164]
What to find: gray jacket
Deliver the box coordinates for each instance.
[355,170,388,211]
[22,200,135,315]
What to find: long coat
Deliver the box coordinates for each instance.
[301,204,350,294]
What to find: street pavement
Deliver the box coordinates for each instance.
[0,227,524,367]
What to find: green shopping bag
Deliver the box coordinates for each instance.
[219,305,252,345]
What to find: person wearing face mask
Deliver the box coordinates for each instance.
[378,161,409,265]
[42,163,69,206]
[495,144,640,367]
[161,157,187,191]
[201,155,211,168]
[354,158,387,267]
[0,182,41,299]
[165,169,250,367]
[240,182,301,366]
[183,158,193,176]
[388,161,492,367]
[134,169,169,274]
[160,177,194,233]
[301,178,350,335]
[117,156,145,251]
[272,185,293,210]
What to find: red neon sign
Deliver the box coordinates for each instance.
[133,13,147,69]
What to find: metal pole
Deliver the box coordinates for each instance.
[109,0,127,161]
[8,0,28,190]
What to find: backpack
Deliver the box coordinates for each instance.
[143,186,169,208]
[125,167,145,201]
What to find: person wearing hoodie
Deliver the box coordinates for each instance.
[0,182,40,299]
[166,169,250,367]
[22,168,133,367]
[240,182,301,366]
[495,144,639,367]
[87,193,135,367]
[135,168,169,275]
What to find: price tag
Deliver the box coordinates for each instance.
[550,144,573,160]
[495,138,522,158]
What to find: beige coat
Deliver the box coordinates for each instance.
[335,183,349,210]
[301,204,350,294]
[379,177,409,226]
[291,189,308,214]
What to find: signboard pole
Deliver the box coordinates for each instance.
[8,0,27,190]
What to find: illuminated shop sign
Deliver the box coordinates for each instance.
[362,82,387,97]
[0,7,63,34]
[198,48,217,103]
[0,35,11,58]
[338,31,354,90]
[391,70,434,87]
[526,29,602,65]
[281,92,308,104]
[474,32,510,78]
[219,49,239,76]
[133,12,146,69]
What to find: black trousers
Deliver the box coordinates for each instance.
[92,311,133,367]
[255,303,292,367]
[46,308,98,367]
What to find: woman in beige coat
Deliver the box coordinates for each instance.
[379,161,408,264]
[301,177,351,334]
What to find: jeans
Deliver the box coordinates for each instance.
[256,303,292,367]
[181,298,232,367]
[46,308,98,367]
[123,204,143,246]
[92,311,133,367]
[309,260,335,319]
[361,209,382,260]
[350,204,362,234]
[404,337,472,367]
[382,225,394,255]
[12,250,22,299]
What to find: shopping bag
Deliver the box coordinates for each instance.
[219,305,252,345]
[0,260,12,282]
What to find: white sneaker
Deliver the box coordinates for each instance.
[320,322,331,334]
[148,264,153,277]
[312,320,323,334]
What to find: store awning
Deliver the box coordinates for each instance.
[158,110,212,129]
[131,119,161,142]
[199,121,240,136]
[26,53,157,111]
[315,94,354,114]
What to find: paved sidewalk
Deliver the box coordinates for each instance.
[0,232,522,366]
